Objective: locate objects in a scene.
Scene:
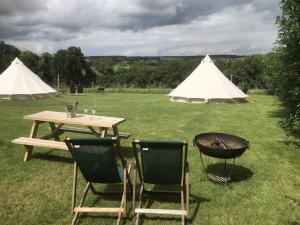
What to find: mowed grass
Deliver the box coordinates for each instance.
[0,93,299,225]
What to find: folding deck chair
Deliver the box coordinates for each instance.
[132,140,189,225]
[65,137,132,225]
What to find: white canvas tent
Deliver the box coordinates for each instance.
[0,57,57,100]
[168,55,247,103]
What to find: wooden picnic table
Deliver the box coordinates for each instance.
[12,111,127,161]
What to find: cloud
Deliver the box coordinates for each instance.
[0,0,46,15]
[0,0,281,55]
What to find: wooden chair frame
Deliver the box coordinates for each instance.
[132,139,189,225]
[65,137,133,225]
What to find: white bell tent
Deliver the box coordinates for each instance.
[0,57,57,100]
[168,55,247,103]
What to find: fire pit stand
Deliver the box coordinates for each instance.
[194,133,249,184]
[198,153,236,183]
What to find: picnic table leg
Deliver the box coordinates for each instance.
[87,126,108,138]
[87,126,101,137]
[24,121,39,161]
[112,125,119,138]
[40,123,65,140]
[49,122,61,141]
[99,127,107,137]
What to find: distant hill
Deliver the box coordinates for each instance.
[87,54,245,62]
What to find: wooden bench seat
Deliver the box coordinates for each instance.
[12,137,68,151]
[57,126,131,139]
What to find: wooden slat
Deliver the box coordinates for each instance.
[58,126,131,138]
[135,208,187,216]
[12,137,68,151]
[59,126,95,134]
[74,207,124,213]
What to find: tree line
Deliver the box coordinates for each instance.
[0,41,270,92]
[89,54,269,92]
[0,41,96,89]
[0,40,270,92]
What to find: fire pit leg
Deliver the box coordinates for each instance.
[227,158,236,180]
[199,152,206,172]
[199,152,208,181]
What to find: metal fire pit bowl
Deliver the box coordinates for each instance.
[194,133,249,159]
[194,133,249,184]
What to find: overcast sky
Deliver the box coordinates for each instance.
[0,0,281,56]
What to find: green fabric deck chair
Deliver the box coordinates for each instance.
[65,137,132,225]
[132,139,189,225]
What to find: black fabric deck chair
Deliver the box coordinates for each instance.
[65,137,132,225]
[132,140,189,225]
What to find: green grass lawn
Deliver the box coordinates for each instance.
[0,93,299,225]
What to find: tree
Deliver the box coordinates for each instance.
[231,55,265,91]
[20,50,39,73]
[0,40,21,73]
[261,51,282,94]
[38,52,54,84]
[65,46,85,85]
[53,49,68,85]
[274,0,300,138]
[53,47,96,87]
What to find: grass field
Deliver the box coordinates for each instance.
[0,93,299,225]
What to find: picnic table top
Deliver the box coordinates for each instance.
[24,111,126,128]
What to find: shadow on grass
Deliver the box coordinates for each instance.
[74,183,207,225]
[137,191,208,224]
[285,194,300,205]
[279,139,300,148]
[31,151,73,164]
[205,162,253,182]
[268,107,300,147]
[290,222,300,225]
[267,107,289,119]
[73,184,131,225]
[76,214,129,225]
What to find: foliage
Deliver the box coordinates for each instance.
[0,40,20,73]
[0,40,270,91]
[232,55,266,90]
[281,105,300,139]
[0,41,96,87]
[53,49,68,85]
[20,50,39,74]
[215,55,266,92]
[91,57,200,88]
[273,0,300,136]
[90,55,268,90]
[0,40,285,97]
[38,52,54,84]
[53,46,96,87]
[260,51,282,94]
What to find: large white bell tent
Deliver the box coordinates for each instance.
[0,57,57,100]
[168,55,247,103]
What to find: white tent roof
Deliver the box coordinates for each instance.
[0,57,57,99]
[168,55,247,102]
